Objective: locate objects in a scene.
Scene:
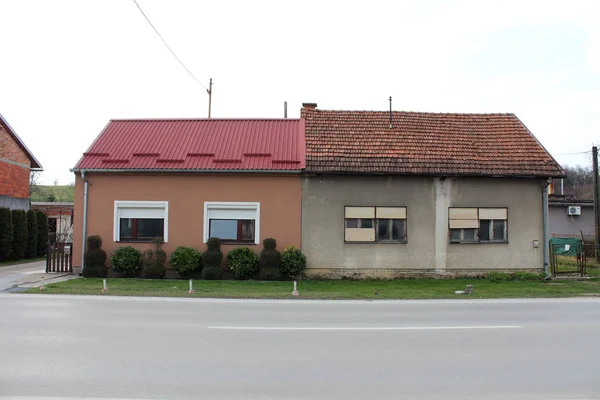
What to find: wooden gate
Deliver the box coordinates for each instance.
[46,242,73,273]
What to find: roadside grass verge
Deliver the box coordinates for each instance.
[23,274,600,299]
[0,257,45,268]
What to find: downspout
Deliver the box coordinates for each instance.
[81,170,89,275]
[542,178,551,277]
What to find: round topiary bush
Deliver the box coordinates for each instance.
[141,238,167,279]
[202,237,223,268]
[201,266,222,280]
[111,246,142,278]
[170,246,202,278]
[227,247,259,279]
[83,235,107,278]
[280,246,307,279]
[259,238,282,281]
[259,267,281,281]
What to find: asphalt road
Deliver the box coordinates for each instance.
[0,261,46,291]
[1,295,599,400]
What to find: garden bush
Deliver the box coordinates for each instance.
[170,246,202,278]
[11,210,27,260]
[280,245,307,279]
[259,238,281,280]
[0,207,13,261]
[202,237,223,267]
[141,237,167,279]
[487,271,544,282]
[111,246,142,278]
[201,238,223,280]
[35,210,48,257]
[25,209,38,258]
[227,247,259,279]
[83,235,108,278]
[201,266,222,280]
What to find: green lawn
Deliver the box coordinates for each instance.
[0,257,45,267]
[30,185,74,202]
[24,270,600,299]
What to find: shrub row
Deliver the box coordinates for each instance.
[486,271,547,282]
[83,236,307,280]
[0,207,48,262]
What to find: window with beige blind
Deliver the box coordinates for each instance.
[344,206,407,243]
[448,207,508,243]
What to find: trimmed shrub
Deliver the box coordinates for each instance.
[259,238,282,281]
[280,246,307,279]
[25,210,38,258]
[487,271,544,282]
[486,271,509,282]
[0,207,13,261]
[141,237,167,279]
[111,246,142,278]
[11,210,28,260]
[170,246,202,278]
[227,247,259,279]
[202,266,222,280]
[35,210,48,257]
[202,237,223,267]
[259,267,282,281]
[83,235,108,278]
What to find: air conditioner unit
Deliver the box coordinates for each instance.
[567,206,581,216]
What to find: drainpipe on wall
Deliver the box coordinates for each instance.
[542,178,551,276]
[81,170,89,275]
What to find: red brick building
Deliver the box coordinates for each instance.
[0,113,42,210]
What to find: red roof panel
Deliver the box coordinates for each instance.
[74,119,305,171]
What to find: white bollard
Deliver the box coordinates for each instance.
[292,280,299,296]
[101,279,109,294]
[39,276,47,292]
[188,279,195,294]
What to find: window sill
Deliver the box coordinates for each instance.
[449,241,509,244]
[344,241,408,244]
[117,240,161,243]
[211,242,257,246]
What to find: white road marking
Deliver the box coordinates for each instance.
[208,325,523,331]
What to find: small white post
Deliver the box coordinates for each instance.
[40,276,47,292]
[188,279,195,294]
[101,278,109,294]
[292,280,299,296]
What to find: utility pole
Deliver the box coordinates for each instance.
[207,78,213,118]
[593,145,599,262]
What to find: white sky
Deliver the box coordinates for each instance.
[0,0,598,184]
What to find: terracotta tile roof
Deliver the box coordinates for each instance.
[0,113,43,169]
[74,119,305,171]
[302,107,564,178]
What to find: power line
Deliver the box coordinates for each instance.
[132,0,209,92]
[554,150,593,156]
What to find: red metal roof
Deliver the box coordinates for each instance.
[302,107,565,178]
[74,119,305,171]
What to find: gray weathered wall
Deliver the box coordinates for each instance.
[549,205,595,238]
[302,175,544,277]
[0,195,29,211]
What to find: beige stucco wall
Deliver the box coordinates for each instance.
[73,173,302,269]
[302,175,544,277]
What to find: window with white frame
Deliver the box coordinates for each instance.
[114,201,168,242]
[448,207,507,243]
[344,206,407,243]
[204,202,260,244]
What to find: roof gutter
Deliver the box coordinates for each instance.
[80,170,89,275]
